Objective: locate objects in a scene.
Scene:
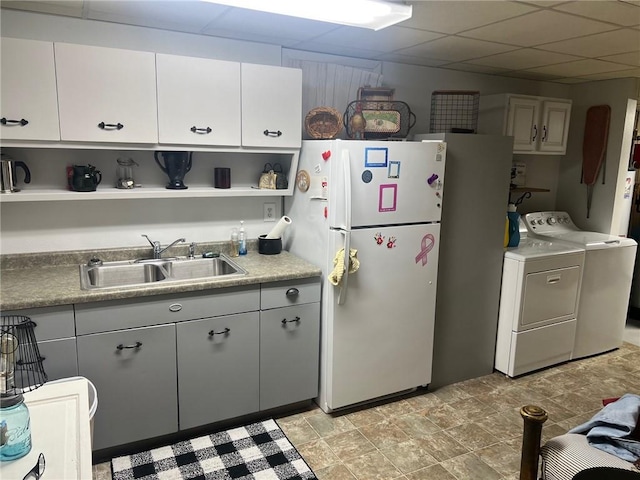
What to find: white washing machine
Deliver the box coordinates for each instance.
[523,211,638,359]
[495,222,585,377]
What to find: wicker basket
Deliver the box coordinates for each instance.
[305,107,343,139]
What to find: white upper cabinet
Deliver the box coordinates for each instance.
[1,38,60,141]
[241,64,302,148]
[156,54,241,146]
[54,43,158,144]
[479,94,572,155]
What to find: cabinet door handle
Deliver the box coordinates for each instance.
[209,327,230,336]
[169,303,183,312]
[98,122,124,130]
[281,316,301,324]
[190,126,212,134]
[263,129,282,137]
[116,341,142,350]
[542,125,547,142]
[285,288,299,298]
[1,118,29,126]
[532,125,538,141]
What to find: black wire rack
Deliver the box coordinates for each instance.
[429,90,480,134]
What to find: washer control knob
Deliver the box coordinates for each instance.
[547,217,557,225]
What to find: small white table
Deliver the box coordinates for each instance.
[0,378,92,479]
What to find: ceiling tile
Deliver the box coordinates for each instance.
[552,1,640,27]
[460,10,616,47]
[517,1,567,6]
[443,63,512,74]
[599,50,640,66]
[291,41,384,60]
[524,58,633,76]
[467,47,582,69]
[398,35,518,62]
[554,77,591,84]
[307,25,444,52]
[536,28,640,57]
[402,1,539,34]
[86,0,227,32]
[501,70,563,81]
[576,66,640,80]
[375,53,449,67]
[2,0,83,17]
[200,7,339,45]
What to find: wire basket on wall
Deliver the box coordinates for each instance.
[429,90,480,134]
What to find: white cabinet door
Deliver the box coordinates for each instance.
[507,96,540,153]
[539,100,571,153]
[1,38,60,141]
[156,54,241,146]
[241,63,302,148]
[55,43,158,143]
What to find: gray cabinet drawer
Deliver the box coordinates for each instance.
[38,337,78,381]
[260,278,320,310]
[177,312,259,430]
[260,303,320,410]
[77,324,178,450]
[1,305,75,341]
[75,286,260,335]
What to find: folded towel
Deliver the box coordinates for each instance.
[329,248,360,286]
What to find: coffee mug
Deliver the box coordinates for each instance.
[68,164,102,192]
[214,167,231,189]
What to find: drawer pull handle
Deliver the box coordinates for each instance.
[117,341,142,350]
[547,275,561,284]
[190,126,212,134]
[263,129,282,137]
[209,327,230,336]
[16,355,45,366]
[281,316,301,324]
[116,342,142,350]
[285,288,299,298]
[169,303,183,312]
[98,122,124,130]
[1,118,29,126]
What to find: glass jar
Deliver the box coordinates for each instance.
[116,157,138,189]
[0,395,32,461]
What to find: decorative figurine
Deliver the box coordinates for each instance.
[349,102,366,140]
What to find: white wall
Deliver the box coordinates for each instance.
[556,78,640,234]
[0,9,577,254]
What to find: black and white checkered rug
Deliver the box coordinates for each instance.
[111,419,317,480]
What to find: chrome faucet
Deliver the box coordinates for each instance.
[142,235,186,259]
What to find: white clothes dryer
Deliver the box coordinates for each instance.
[523,211,637,359]
[495,222,585,377]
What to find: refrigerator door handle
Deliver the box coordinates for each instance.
[342,149,352,230]
[337,230,351,305]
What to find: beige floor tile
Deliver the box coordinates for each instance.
[405,463,457,480]
[315,463,358,480]
[412,430,469,462]
[343,450,403,480]
[440,452,502,480]
[392,411,441,438]
[92,461,111,480]
[306,414,356,438]
[431,384,471,403]
[549,391,603,415]
[415,403,466,429]
[323,429,376,461]
[297,439,342,471]
[473,441,521,477]
[403,391,444,411]
[455,377,496,396]
[447,396,497,421]
[277,417,320,446]
[345,408,386,428]
[445,422,500,450]
[380,438,439,473]
[373,399,415,418]
[358,419,411,449]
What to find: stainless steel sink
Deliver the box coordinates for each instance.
[79,255,246,290]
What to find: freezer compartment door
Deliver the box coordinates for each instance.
[323,223,440,411]
[329,141,445,229]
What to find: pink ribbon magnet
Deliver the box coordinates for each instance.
[415,234,435,266]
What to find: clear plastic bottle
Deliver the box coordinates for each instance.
[229,228,239,257]
[238,221,247,255]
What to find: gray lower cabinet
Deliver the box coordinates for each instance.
[260,303,320,410]
[177,312,259,430]
[76,324,178,450]
[1,305,78,382]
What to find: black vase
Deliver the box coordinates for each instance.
[154,151,193,189]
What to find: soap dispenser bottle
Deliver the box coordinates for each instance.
[238,221,247,255]
[230,228,239,257]
[507,204,520,247]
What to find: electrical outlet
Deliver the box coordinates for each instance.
[263,202,276,221]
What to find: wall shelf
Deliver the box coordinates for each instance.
[509,186,550,206]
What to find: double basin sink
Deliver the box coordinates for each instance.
[79,255,246,290]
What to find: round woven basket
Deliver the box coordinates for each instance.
[305,107,343,139]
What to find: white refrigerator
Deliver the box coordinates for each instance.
[284,139,446,412]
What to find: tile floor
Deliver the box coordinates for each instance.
[92,341,640,480]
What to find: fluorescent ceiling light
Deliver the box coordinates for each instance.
[202,0,412,30]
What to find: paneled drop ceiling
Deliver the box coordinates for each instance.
[2,0,640,84]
